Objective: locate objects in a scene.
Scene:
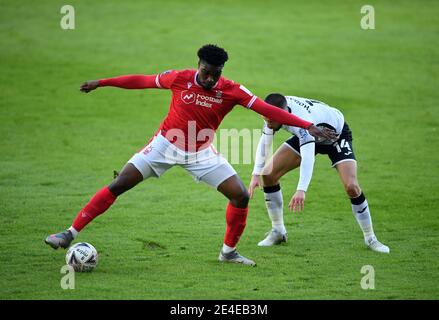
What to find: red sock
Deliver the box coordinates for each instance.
[224,202,248,248]
[72,186,117,232]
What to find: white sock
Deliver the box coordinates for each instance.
[351,193,375,241]
[68,226,78,239]
[264,185,286,234]
[222,244,235,253]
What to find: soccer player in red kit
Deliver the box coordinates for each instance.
[45,44,336,266]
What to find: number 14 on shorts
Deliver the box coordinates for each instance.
[334,139,352,155]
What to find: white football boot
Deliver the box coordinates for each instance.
[257,229,288,247]
[365,236,390,253]
[218,250,256,267]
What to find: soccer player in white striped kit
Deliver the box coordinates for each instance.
[249,93,389,253]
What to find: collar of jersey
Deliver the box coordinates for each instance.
[194,71,219,90]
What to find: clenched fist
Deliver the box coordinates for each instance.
[80,80,99,93]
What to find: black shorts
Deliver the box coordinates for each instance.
[285,122,356,167]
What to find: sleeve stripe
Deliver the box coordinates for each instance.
[155,75,162,88]
[246,95,257,109]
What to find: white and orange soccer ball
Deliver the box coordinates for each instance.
[65,242,98,272]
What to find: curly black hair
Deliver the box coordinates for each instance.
[197,44,229,66]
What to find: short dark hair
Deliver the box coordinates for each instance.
[264,93,287,109]
[197,44,229,66]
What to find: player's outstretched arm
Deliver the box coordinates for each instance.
[250,98,311,127]
[250,98,337,141]
[80,74,159,93]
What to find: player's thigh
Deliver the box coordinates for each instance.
[128,134,176,180]
[262,143,301,184]
[183,152,249,207]
[109,148,166,196]
[183,147,238,190]
[328,132,359,192]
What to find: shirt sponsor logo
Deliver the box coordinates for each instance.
[181,90,196,104]
[180,90,223,108]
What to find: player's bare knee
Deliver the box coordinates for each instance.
[345,182,361,198]
[109,174,137,196]
[231,189,249,208]
[261,173,279,187]
[108,179,127,196]
[239,190,250,207]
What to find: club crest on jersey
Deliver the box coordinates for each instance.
[181,90,196,104]
[215,90,222,98]
[187,82,192,89]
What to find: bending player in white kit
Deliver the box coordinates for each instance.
[248,93,390,253]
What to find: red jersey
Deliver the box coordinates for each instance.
[99,69,313,152]
[154,69,256,151]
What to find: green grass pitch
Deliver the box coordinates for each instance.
[0,0,438,299]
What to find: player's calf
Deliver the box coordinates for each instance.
[350,192,390,254]
[229,190,249,208]
[45,185,117,250]
[260,184,287,239]
[217,176,253,263]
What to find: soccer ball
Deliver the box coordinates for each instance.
[65,242,98,272]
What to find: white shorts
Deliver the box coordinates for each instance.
[128,133,237,189]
